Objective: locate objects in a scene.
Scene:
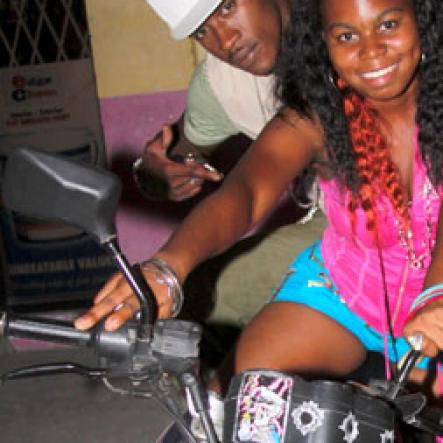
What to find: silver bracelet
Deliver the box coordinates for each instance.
[141,257,184,317]
[132,156,144,184]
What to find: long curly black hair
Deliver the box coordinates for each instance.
[275,0,443,203]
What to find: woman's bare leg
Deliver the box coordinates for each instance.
[235,301,367,378]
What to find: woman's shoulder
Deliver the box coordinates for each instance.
[262,107,325,156]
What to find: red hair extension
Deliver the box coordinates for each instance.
[337,79,409,237]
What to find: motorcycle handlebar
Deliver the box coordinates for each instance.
[0,312,140,364]
[0,312,94,347]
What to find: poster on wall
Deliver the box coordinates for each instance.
[0,59,105,163]
[0,0,116,307]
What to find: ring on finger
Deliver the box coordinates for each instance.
[113,302,124,312]
[407,334,424,351]
[113,301,139,319]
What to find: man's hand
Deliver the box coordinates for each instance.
[143,125,223,201]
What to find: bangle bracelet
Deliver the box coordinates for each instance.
[409,284,443,312]
[141,258,184,317]
[132,156,144,190]
[407,284,443,321]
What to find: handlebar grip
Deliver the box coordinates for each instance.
[0,312,93,347]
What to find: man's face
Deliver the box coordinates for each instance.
[193,0,286,76]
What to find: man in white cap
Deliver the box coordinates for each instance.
[137,0,291,200]
[133,0,326,335]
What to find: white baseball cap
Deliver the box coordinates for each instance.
[147,0,222,39]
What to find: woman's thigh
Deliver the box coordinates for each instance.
[235,301,367,379]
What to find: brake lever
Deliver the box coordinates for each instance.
[386,348,422,400]
[381,336,443,436]
[364,347,422,400]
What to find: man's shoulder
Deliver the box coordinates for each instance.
[190,54,275,107]
[184,55,239,147]
[204,54,278,140]
[186,54,279,141]
[205,53,275,91]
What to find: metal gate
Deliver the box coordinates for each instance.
[0,0,91,67]
[0,1,114,309]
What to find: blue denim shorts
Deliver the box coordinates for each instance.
[272,241,432,369]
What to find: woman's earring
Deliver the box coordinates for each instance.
[328,72,346,91]
[421,52,427,63]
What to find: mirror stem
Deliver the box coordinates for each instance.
[103,239,156,339]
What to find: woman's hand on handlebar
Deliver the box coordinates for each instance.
[403,298,443,358]
[74,269,175,332]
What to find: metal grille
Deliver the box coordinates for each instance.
[0,0,91,68]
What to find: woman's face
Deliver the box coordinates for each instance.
[322,0,421,104]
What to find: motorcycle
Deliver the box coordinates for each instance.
[1,147,443,442]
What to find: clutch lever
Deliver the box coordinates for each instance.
[1,362,105,383]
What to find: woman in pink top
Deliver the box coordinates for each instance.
[77,0,443,401]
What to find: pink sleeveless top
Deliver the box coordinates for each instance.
[320,133,442,336]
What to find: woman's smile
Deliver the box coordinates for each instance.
[360,62,398,80]
[359,61,400,87]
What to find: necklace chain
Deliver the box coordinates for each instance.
[395,179,436,270]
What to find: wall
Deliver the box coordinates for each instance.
[84,0,204,263]
[85,0,199,98]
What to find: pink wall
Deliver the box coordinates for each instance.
[99,90,304,264]
[100,91,188,263]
